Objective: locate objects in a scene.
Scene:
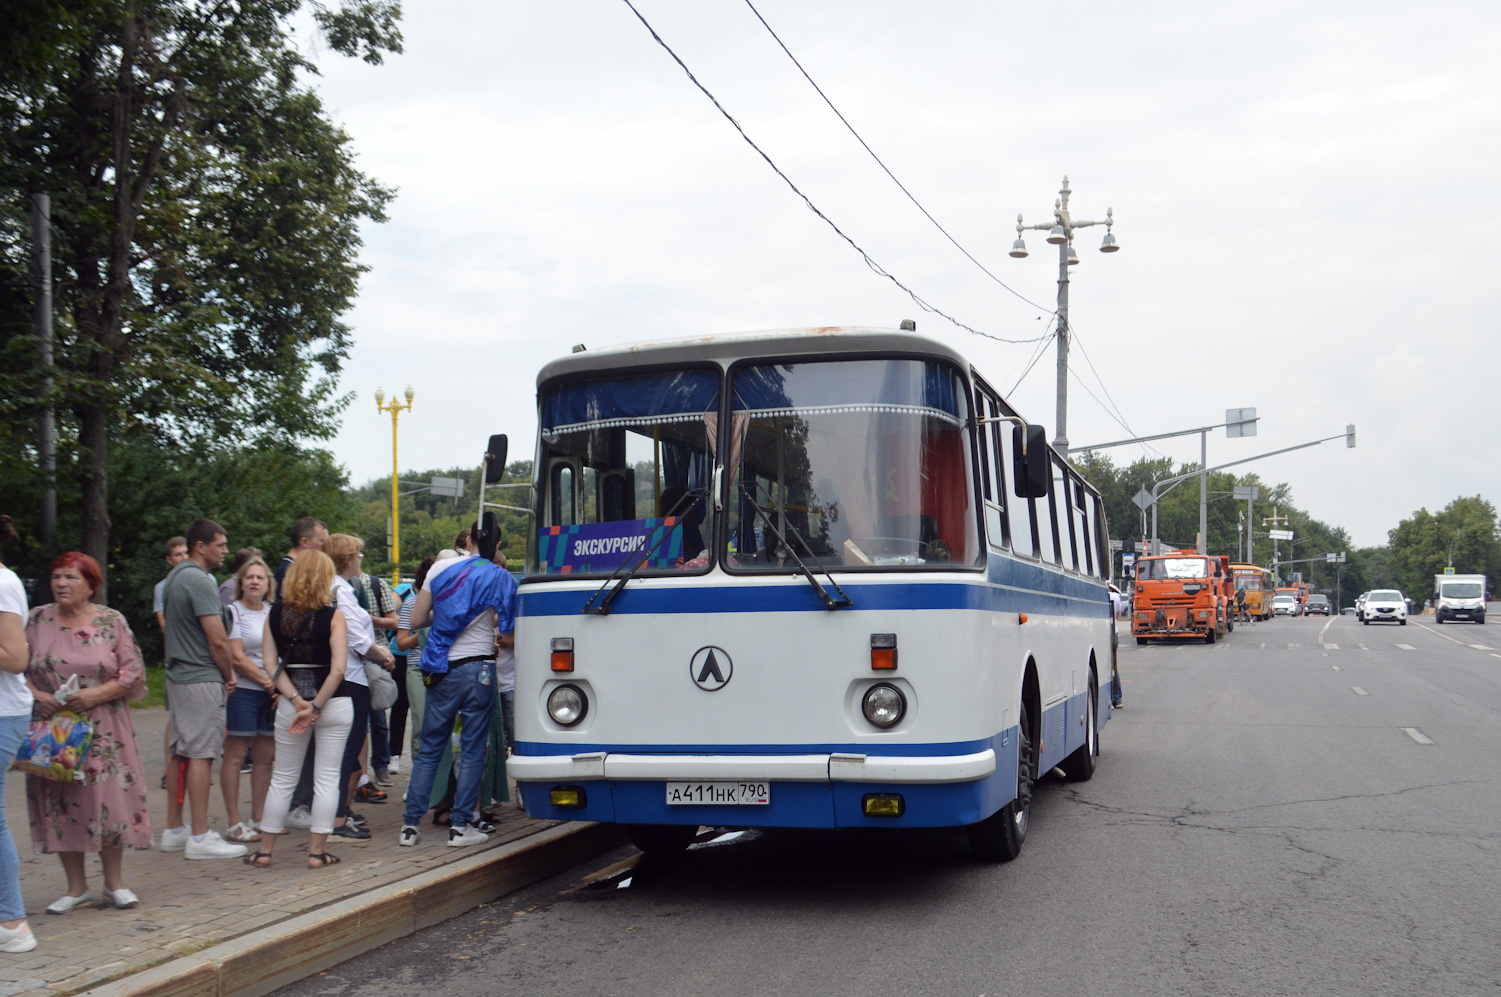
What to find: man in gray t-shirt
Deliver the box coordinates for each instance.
[159,518,246,860]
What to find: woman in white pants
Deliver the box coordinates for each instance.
[246,551,352,869]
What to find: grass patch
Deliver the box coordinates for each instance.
[131,663,168,709]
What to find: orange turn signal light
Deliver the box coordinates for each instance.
[870,634,897,670]
[1018,613,1028,625]
[551,637,574,672]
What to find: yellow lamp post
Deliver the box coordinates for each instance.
[375,385,414,585]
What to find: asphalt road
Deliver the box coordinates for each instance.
[280,609,1501,997]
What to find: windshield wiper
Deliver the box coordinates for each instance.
[738,486,852,610]
[581,487,707,616]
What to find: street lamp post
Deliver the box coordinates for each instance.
[1009,176,1119,460]
[375,385,414,585]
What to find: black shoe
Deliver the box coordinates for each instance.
[470,816,497,833]
[347,811,368,827]
[333,821,371,840]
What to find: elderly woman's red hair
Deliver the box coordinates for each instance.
[51,552,103,595]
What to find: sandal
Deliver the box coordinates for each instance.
[242,851,273,868]
[226,821,262,843]
[307,852,341,869]
[432,806,452,828]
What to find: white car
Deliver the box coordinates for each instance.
[1362,589,1407,625]
[1272,595,1298,616]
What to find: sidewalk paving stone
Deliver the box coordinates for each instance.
[0,707,573,997]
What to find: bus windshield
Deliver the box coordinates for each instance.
[532,368,720,576]
[1137,557,1209,580]
[726,358,980,570]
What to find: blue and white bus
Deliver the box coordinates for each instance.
[507,326,1113,860]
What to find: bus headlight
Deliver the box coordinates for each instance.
[861,683,906,729]
[547,684,588,727]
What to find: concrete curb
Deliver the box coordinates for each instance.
[78,821,629,997]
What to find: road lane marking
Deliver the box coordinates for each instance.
[1412,620,1469,647]
[1319,618,1335,644]
[1402,727,1434,745]
[1259,643,1266,649]
[1286,643,1298,649]
[1396,644,1416,650]
[1352,686,1369,696]
[1331,665,1341,671]
[1324,643,1339,650]
[1355,643,1368,650]
[1469,644,1493,650]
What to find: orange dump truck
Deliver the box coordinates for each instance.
[1132,550,1231,644]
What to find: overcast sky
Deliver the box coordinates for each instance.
[304,0,1500,549]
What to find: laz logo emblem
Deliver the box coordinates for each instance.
[689,646,733,691]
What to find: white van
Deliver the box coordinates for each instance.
[1434,574,1486,624]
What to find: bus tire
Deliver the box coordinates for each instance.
[1060,675,1098,782]
[627,823,698,858]
[968,702,1032,862]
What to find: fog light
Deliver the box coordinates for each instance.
[550,786,587,808]
[861,683,906,729]
[551,637,574,672]
[863,794,904,817]
[870,633,897,670]
[547,684,588,727]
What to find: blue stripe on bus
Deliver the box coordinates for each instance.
[519,554,1109,618]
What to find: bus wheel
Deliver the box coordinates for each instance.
[628,824,698,858]
[969,702,1033,862]
[1060,675,1098,782]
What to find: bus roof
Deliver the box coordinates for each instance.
[537,327,972,386]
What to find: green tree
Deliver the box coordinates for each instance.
[0,0,401,597]
[1387,496,1500,600]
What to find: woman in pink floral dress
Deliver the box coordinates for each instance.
[24,552,152,914]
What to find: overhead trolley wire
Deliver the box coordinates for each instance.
[618,0,1051,346]
[742,0,1055,317]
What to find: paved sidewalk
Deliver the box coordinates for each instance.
[0,707,586,997]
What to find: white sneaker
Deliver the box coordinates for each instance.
[0,924,36,953]
[388,756,402,774]
[447,825,488,848]
[283,807,313,830]
[103,887,140,909]
[184,830,249,860]
[398,825,421,847]
[45,891,93,915]
[158,826,189,852]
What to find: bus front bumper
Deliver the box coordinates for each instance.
[509,748,1004,829]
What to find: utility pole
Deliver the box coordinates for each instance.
[1264,506,1290,580]
[1009,177,1119,460]
[31,194,55,558]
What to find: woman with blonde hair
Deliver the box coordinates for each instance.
[221,556,277,842]
[244,550,351,868]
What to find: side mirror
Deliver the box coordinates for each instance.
[484,434,509,485]
[1012,424,1050,498]
[474,511,501,561]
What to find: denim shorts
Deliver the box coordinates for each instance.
[225,686,276,738]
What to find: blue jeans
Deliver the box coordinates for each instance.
[0,714,31,921]
[370,706,391,771]
[404,660,495,831]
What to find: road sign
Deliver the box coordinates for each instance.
[1444,566,1455,575]
[1109,539,1123,551]
[1132,487,1154,511]
[1269,529,1294,541]
[1232,485,1260,501]
[430,476,466,499]
[1225,407,1258,438]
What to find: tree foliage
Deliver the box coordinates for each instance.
[1387,496,1500,600]
[0,0,401,597]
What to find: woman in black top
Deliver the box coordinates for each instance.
[244,551,351,869]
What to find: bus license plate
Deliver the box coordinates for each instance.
[665,782,771,806]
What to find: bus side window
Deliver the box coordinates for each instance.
[1092,494,1109,578]
[1051,459,1075,570]
[548,459,578,526]
[979,390,1009,550]
[1074,477,1094,576]
[974,388,992,503]
[1032,471,1058,565]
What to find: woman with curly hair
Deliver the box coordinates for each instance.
[24,551,151,914]
[247,550,351,869]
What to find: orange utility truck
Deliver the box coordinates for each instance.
[1132,549,1231,645]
